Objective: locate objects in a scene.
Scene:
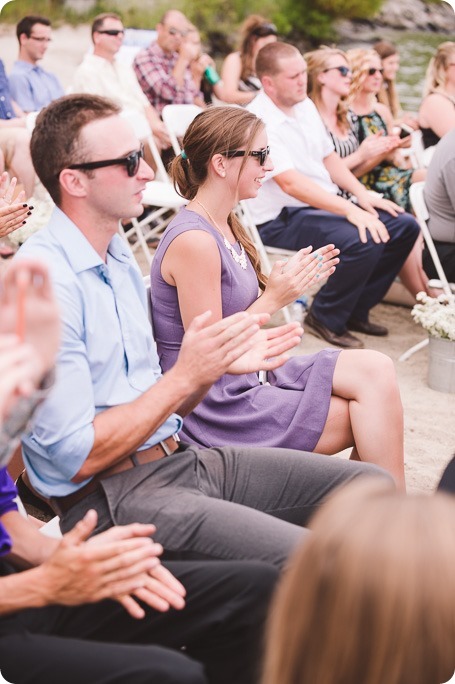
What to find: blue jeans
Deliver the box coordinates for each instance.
[258,207,420,333]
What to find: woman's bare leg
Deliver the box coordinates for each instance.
[314,350,405,489]
[398,236,431,298]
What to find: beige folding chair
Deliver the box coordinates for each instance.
[399,182,454,361]
[119,110,186,265]
[161,104,203,156]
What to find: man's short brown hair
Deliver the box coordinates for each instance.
[31,94,121,206]
[91,12,123,39]
[255,42,300,80]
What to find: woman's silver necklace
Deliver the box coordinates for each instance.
[195,199,247,270]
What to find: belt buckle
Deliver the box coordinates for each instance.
[160,433,180,456]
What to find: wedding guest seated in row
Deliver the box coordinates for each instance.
[72,12,171,156]
[0,258,278,684]
[133,10,202,117]
[150,106,407,487]
[8,15,64,113]
[0,60,36,199]
[373,40,419,130]
[423,128,455,283]
[418,41,455,149]
[347,48,426,212]
[245,42,420,350]
[220,15,278,105]
[16,94,385,567]
[184,25,225,107]
[306,46,431,299]
[262,479,455,684]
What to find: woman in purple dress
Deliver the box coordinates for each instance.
[151,106,406,488]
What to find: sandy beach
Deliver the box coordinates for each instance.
[0,22,454,492]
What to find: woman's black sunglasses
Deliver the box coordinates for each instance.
[68,144,145,177]
[323,65,352,77]
[367,67,384,76]
[225,146,270,166]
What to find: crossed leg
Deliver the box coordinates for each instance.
[314,350,405,489]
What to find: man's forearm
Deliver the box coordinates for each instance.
[2,511,59,568]
[0,564,53,616]
[74,365,198,482]
[275,170,352,217]
[323,152,368,199]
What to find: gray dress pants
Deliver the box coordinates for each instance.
[60,445,390,567]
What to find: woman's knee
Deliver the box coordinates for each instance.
[340,349,397,385]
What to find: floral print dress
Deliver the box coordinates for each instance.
[355,110,413,212]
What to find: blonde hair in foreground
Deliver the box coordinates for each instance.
[262,479,455,684]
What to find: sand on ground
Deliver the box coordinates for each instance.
[1,23,454,493]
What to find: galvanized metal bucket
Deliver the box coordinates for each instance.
[428,336,455,394]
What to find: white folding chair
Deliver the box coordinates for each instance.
[236,201,295,324]
[161,104,203,156]
[399,181,454,361]
[119,110,186,265]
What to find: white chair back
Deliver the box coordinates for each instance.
[410,182,452,295]
[236,201,294,324]
[161,104,203,156]
[121,109,169,183]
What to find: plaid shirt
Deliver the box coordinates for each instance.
[133,42,201,116]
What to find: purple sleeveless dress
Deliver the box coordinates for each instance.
[150,207,340,451]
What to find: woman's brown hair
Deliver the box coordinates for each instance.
[169,106,267,289]
[305,46,351,134]
[262,479,455,684]
[238,15,275,82]
[373,40,401,118]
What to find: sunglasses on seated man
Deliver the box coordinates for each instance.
[225,146,270,166]
[96,29,125,36]
[166,26,188,37]
[68,145,144,177]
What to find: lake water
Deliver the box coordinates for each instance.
[343,30,450,114]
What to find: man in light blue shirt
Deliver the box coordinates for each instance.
[9,15,64,112]
[18,93,388,568]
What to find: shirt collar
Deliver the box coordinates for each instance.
[14,60,43,74]
[47,206,133,274]
[252,91,298,126]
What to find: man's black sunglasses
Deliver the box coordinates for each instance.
[225,146,270,166]
[96,29,125,36]
[322,65,352,77]
[68,145,144,177]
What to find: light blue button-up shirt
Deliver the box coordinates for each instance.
[18,208,182,497]
[9,60,64,112]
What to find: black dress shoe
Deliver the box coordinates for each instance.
[304,310,364,349]
[347,317,388,336]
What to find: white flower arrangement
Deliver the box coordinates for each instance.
[411,292,455,342]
